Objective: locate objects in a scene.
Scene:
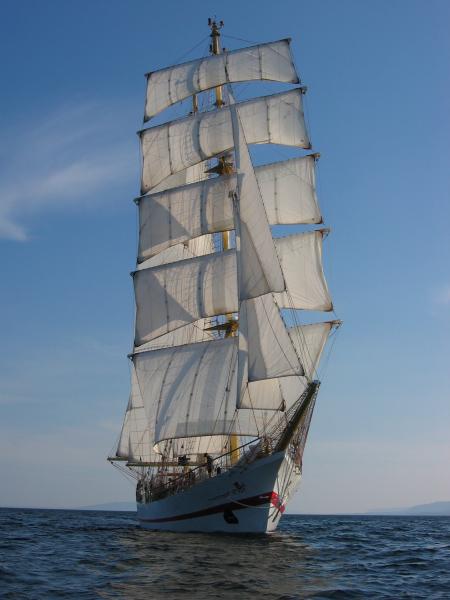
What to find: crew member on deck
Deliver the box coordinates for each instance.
[204,453,213,477]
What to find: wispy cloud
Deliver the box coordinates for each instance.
[0,102,137,241]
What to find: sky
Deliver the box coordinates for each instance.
[1,0,449,514]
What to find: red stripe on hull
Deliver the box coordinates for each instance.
[270,491,286,513]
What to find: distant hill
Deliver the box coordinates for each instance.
[368,501,450,516]
[79,502,136,512]
[403,501,450,515]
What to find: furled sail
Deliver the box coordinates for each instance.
[137,154,321,261]
[144,38,299,120]
[140,88,310,193]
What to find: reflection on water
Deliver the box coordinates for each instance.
[1,509,449,599]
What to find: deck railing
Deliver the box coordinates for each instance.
[136,382,319,504]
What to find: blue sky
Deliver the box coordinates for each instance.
[1,0,449,512]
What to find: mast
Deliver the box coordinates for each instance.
[192,94,198,114]
[209,18,224,107]
[208,18,233,309]
[208,18,239,463]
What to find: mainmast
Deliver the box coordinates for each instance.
[208,18,235,322]
[209,18,239,463]
[209,18,224,107]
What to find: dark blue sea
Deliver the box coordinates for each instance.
[1,509,449,599]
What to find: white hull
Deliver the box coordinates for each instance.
[137,450,301,533]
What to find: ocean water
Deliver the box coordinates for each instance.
[0,509,449,599]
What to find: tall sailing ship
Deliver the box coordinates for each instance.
[109,20,340,533]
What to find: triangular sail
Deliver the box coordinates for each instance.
[243,294,303,381]
[238,320,339,410]
[229,90,285,299]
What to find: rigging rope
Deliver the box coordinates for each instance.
[222,34,261,45]
[171,35,210,66]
